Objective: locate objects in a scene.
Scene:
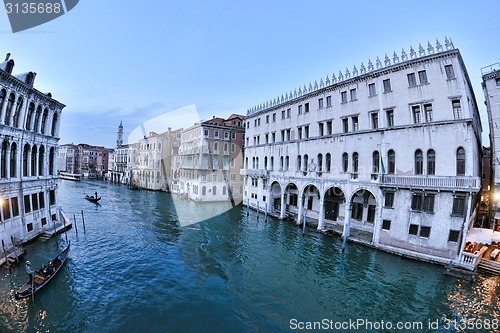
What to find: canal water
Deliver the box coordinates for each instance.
[1,180,499,332]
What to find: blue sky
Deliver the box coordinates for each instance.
[1,0,499,147]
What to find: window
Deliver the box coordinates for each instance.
[407,73,417,87]
[318,98,324,109]
[371,113,379,130]
[287,108,291,118]
[448,230,460,242]
[11,197,19,217]
[418,70,428,85]
[351,203,363,220]
[368,83,376,96]
[352,152,359,178]
[27,223,33,232]
[31,193,39,211]
[297,155,301,172]
[445,65,455,80]
[424,104,433,122]
[342,153,348,172]
[342,118,349,133]
[496,78,500,87]
[272,132,276,143]
[326,96,332,107]
[204,129,209,137]
[350,89,357,101]
[297,127,302,140]
[456,147,465,176]
[24,195,31,213]
[383,79,392,93]
[384,191,395,208]
[427,149,435,175]
[265,133,269,144]
[452,100,462,119]
[304,103,309,113]
[49,190,55,205]
[317,154,323,172]
[2,198,10,220]
[382,220,391,230]
[411,193,435,213]
[452,195,466,216]
[272,113,276,122]
[388,150,395,174]
[409,224,419,235]
[352,116,359,132]
[372,150,380,177]
[281,110,285,119]
[41,217,47,226]
[266,115,269,123]
[341,91,348,104]
[415,150,423,175]
[232,132,236,140]
[412,105,421,124]
[325,153,331,172]
[386,109,394,127]
[420,226,431,238]
[214,130,219,139]
[318,123,324,137]
[304,126,309,139]
[298,105,302,114]
[326,120,332,135]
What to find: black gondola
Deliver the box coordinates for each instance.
[85,191,101,203]
[15,241,70,299]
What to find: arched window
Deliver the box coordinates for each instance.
[40,109,48,134]
[252,157,255,169]
[1,141,7,178]
[51,112,58,136]
[317,153,323,172]
[31,146,37,176]
[213,186,217,195]
[23,144,29,177]
[34,105,42,132]
[38,145,45,176]
[326,153,331,172]
[26,102,34,130]
[388,150,396,174]
[202,186,206,195]
[280,156,284,170]
[264,156,268,170]
[297,155,302,172]
[0,89,6,112]
[13,97,23,127]
[342,152,349,173]
[10,142,17,177]
[456,147,465,176]
[285,156,289,171]
[414,149,423,175]
[5,93,15,125]
[270,156,274,170]
[49,147,55,175]
[245,157,248,169]
[352,152,359,176]
[427,149,435,175]
[372,151,380,174]
[303,154,309,172]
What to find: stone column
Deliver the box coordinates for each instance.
[5,146,10,178]
[27,150,32,177]
[279,192,286,219]
[317,199,325,230]
[343,203,352,238]
[297,195,304,226]
[0,90,10,125]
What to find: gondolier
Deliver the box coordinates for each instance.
[25,261,33,283]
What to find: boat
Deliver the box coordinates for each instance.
[85,192,101,203]
[15,242,70,299]
[60,172,82,181]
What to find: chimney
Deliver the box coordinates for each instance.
[168,127,172,132]
[5,53,10,61]
[213,116,215,119]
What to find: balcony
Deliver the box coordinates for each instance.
[240,169,268,178]
[381,174,480,191]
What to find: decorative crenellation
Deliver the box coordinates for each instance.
[247,37,455,115]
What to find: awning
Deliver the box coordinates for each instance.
[466,228,500,245]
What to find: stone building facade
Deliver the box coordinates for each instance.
[242,39,482,268]
[0,53,65,245]
[174,114,245,202]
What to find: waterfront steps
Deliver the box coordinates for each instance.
[478,260,500,276]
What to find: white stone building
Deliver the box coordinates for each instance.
[242,39,482,269]
[0,53,66,247]
[482,63,500,230]
[175,115,245,202]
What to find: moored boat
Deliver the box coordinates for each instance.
[60,172,82,181]
[15,241,70,299]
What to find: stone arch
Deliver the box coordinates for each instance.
[324,185,346,222]
[349,188,377,224]
[284,182,299,215]
[301,183,321,212]
[270,180,283,211]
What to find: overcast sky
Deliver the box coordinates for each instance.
[1,0,499,147]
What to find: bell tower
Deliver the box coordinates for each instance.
[116,121,123,147]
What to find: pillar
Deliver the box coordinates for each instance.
[279,192,286,219]
[317,199,325,230]
[5,146,10,179]
[297,195,305,226]
[343,203,352,238]
[0,90,10,125]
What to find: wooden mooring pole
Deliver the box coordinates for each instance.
[81,210,86,233]
[10,236,18,263]
[2,239,8,267]
[73,213,78,234]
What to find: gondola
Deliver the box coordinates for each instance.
[85,194,101,203]
[15,241,70,299]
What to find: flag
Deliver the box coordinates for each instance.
[380,156,386,174]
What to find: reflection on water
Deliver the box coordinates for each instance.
[0,180,498,332]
